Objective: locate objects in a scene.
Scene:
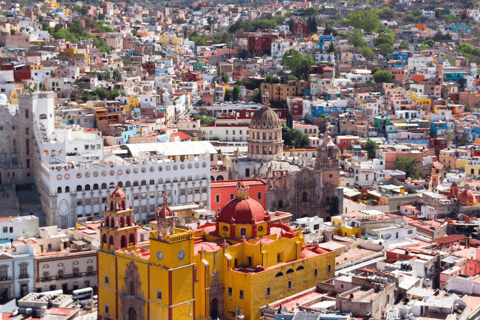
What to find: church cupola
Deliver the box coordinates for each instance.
[215,181,271,240]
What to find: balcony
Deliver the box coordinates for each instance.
[39,271,97,282]
[0,276,13,282]
[19,274,29,279]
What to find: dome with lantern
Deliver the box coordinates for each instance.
[458,184,478,205]
[247,106,283,161]
[215,181,270,239]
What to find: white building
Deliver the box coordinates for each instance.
[0,216,39,244]
[36,141,216,228]
[201,124,249,142]
[0,243,35,301]
[421,9,436,19]
[271,38,290,58]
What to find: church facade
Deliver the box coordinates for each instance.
[223,101,343,221]
[265,131,343,221]
[97,184,336,320]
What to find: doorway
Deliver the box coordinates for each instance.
[210,298,219,319]
[0,288,8,304]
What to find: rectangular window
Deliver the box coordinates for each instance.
[157,291,162,300]
[216,194,220,203]
[105,306,109,315]
[228,287,232,296]
[277,253,281,263]
[328,265,332,273]
[2,227,7,233]
[266,287,271,296]
[230,193,234,200]
[25,109,29,118]
[104,276,109,285]
[258,192,262,200]
[9,227,13,233]
[239,290,244,300]
[288,281,292,290]
[26,159,30,168]
[314,269,318,278]
[85,280,90,287]
[26,139,30,155]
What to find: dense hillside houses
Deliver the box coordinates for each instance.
[2,0,480,319]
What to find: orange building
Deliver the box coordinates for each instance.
[211,179,267,213]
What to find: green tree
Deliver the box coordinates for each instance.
[113,70,121,80]
[193,114,215,125]
[10,29,15,35]
[347,29,365,47]
[93,88,109,100]
[400,41,410,50]
[221,72,229,83]
[281,49,315,80]
[365,139,379,159]
[373,70,393,83]
[224,89,232,101]
[327,196,340,217]
[77,81,87,89]
[377,43,393,54]
[282,126,309,147]
[360,46,375,59]
[327,43,336,55]
[393,157,419,179]
[371,67,382,75]
[232,85,240,101]
[324,23,338,36]
[266,74,278,83]
[347,10,380,33]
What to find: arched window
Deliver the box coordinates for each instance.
[120,217,124,228]
[101,183,107,189]
[263,132,266,140]
[133,181,139,186]
[76,185,82,192]
[118,181,123,187]
[275,272,283,278]
[93,184,99,190]
[121,236,126,248]
[109,235,114,246]
[102,234,107,243]
[158,178,163,184]
[85,184,91,191]
[211,176,215,181]
[57,187,62,194]
[128,307,137,320]
[286,269,294,274]
[127,216,131,226]
[105,217,109,227]
[129,281,135,296]
[149,179,155,185]
[216,175,224,181]
[302,192,308,202]
[129,233,135,245]
[126,181,131,187]
[109,182,115,188]
[65,186,70,193]
[296,266,304,271]
[141,180,146,186]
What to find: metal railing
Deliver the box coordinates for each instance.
[39,271,97,282]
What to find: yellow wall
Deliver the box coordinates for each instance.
[99,224,336,320]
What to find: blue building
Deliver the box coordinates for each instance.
[318,35,335,51]
[430,121,449,138]
[310,104,345,121]
[388,52,408,64]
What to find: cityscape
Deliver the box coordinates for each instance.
[1,0,480,319]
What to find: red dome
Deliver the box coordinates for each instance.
[111,186,126,198]
[459,189,477,204]
[218,198,267,224]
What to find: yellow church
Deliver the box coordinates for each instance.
[97,183,336,320]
